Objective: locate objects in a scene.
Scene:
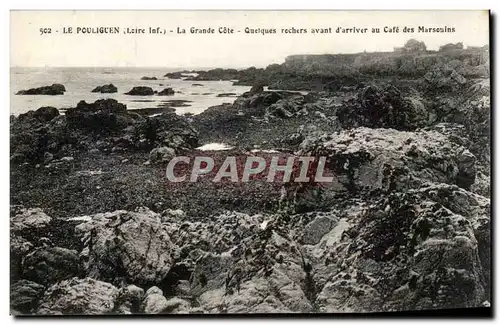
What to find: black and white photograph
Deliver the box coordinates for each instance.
[9,10,491,316]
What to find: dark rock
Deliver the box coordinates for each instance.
[10,280,45,314]
[141,76,158,80]
[91,84,118,93]
[299,127,477,193]
[17,106,60,123]
[216,93,238,97]
[16,84,66,95]
[158,88,175,96]
[192,83,204,87]
[65,99,130,132]
[129,107,176,115]
[337,84,431,130]
[164,71,189,79]
[22,246,81,285]
[125,86,155,96]
[266,95,305,118]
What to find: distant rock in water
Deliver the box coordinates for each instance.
[125,86,155,96]
[164,71,189,79]
[91,84,118,93]
[216,92,238,97]
[157,88,175,96]
[16,84,66,95]
[141,76,158,80]
[192,83,204,87]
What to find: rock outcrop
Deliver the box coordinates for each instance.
[337,84,431,130]
[65,99,129,131]
[91,84,118,93]
[299,127,477,192]
[18,106,60,122]
[10,98,199,164]
[16,84,66,95]
[125,86,155,96]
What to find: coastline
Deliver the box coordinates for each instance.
[10,44,491,314]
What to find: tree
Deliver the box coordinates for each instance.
[403,39,427,53]
[439,42,464,52]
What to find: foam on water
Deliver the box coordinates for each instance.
[196,143,234,151]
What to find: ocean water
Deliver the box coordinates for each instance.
[10,67,251,115]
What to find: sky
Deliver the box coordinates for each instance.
[10,10,489,68]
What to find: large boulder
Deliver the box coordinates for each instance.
[75,207,175,285]
[21,247,81,286]
[65,98,130,132]
[91,84,118,93]
[125,86,155,96]
[299,127,477,193]
[37,277,119,315]
[16,84,66,95]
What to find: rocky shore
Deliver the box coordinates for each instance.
[10,44,490,315]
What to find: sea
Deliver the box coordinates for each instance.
[10,67,251,116]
